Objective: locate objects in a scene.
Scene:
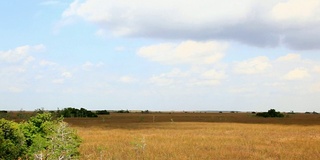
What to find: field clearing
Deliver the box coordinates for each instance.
[63,113,320,160]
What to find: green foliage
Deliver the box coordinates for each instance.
[256,109,284,118]
[58,107,98,118]
[0,112,81,159]
[0,119,26,160]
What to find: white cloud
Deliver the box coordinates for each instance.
[40,0,61,6]
[0,46,31,63]
[234,56,272,75]
[201,69,226,79]
[39,60,57,66]
[270,0,320,24]
[149,75,174,86]
[0,44,45,64]
[33,44,46,51]
[276,53,301,62]
[228,86,255,94]
[119,76,137,83]
[311,83,320,93]
[149,67,226,87]
[62,72,72,78]
[313,66,320,73]
[8,86,24,93]
[138,40,227,65]
[191,69,226,86]
[282,68,310,80]
[52,78,65,84]
[149,68,188,86]
[82,61,104,71]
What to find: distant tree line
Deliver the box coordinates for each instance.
[95,110,110,115]
[116,109,130,113]
[141,110,150,114]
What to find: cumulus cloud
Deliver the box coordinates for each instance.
[149,67,226,87]
[234,56,272,75]
[282,68,310,80]
[0,44,45,64]
[62,0,320,50]
[137,40,227,65]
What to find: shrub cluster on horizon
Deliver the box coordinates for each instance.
[256,109,284,118]
[57,107,98,118]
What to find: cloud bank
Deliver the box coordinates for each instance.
[62,0,320,50]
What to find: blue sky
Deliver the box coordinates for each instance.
[1,0,320,112]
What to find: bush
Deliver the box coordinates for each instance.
[256,109,284,118]
[0,112,81,159]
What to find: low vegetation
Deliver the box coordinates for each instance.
[2,109,320,159]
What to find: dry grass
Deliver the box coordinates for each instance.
[63,113,320,160]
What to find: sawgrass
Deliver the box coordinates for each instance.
[64,113,320,160]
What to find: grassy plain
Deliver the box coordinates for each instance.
[63,112,320,160]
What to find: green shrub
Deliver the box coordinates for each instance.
[1,112,81,159]
[0,119,26,160]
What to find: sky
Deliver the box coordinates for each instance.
[1,0,320,112]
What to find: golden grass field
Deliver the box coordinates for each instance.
[62,112,320,160]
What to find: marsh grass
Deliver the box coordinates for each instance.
[65,113,320,159]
